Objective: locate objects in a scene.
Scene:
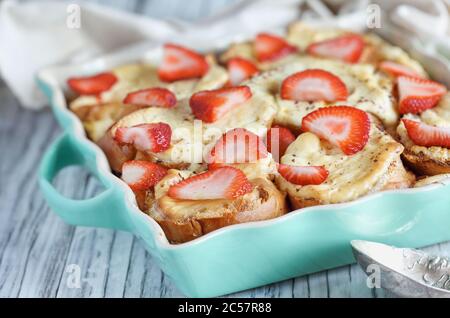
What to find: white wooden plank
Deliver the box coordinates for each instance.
[122,238,184,298]
[0,103,64,297]
[307,272,329,298]
[56,227,115,298]
[327,266,351,298]
[349,264,375,298]
[292,276,310,298]
[123,238,147,297]
[104,231,134,298]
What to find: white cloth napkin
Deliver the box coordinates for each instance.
[0,0,448,109]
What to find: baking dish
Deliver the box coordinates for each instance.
[37,30,450,297]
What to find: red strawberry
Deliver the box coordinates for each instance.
[158,44,209,82]
[122,160,168,191]
[402,119,450,148]
[114,123,172,153]
[123,88,177,108]
[168,166,253,200]
[398,76,447,114]
[306,34,364,63]
[379,61,422,78]
[278,164,328,186]
[254,33,297,62]
[302,106,370,155]
[266,125,296,162]
[227,57,259,86]
[190,86,252,123]
[280,69,348,102]
[209,128,268,165]
[67,72,117,95]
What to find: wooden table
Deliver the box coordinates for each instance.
[1,0,449,298]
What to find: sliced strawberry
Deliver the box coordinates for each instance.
[306,34,364,63]
[379,61,422,78]
[398,76,447,114]
[266,125,296,162]
[402,119,450,148]
[114,123,172,153]
[122,160,168,191]
[123,88,177,108]
[158,43,209,82]
[278,164,328,186]
[190,86,252,123]
[168,166,253,200]
[280,69,348,102]
[67,72,117,95]
[209,128,268,165]
[254,33,297,62]
[227,57,259,86]
[302,106,370,155]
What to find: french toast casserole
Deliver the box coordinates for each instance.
[66,23,449,243]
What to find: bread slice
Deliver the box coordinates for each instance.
[286,23,427,76]
[69,57,228,110]
[97,130,137,173]
[105,84,277,172]
[414,174,450,188]
[244,56,399,131]
[147,170,287,244]
[74,103,144,142]
[276,123,415,210]
[397,94,450,176]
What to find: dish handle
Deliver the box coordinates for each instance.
[39,133,134,232]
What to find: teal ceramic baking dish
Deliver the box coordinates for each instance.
[37,39,450,298]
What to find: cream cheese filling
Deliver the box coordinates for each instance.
[277,123,404,204]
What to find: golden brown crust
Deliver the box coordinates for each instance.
[149,178,287,243]
[286,156,414,210]
[76,103,144,142]
[97,131,136,173]
[134,189,156,213]
[382,157,416,190]
[402,148,450,176]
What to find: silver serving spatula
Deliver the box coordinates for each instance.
[351,240,450,298]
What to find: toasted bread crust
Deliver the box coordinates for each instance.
[150,178,287,243]
[97,131,136,173]
[402,148,450,176]
[287,156,414,210]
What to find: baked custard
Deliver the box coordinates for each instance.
[65,26,448,243]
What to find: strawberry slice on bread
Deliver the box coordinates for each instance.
[266,125,296,162]
[123,88,177,108]
[306,34,364,64]
[68,72,117,95]
[154,169,287,243]
[402,119,450,148]
[190,86,252,123]
[227,57,259,86]
[254,33,297,62]
[379,61,422,79]
[278,164,328,186]
[114,123,172,153]
[302,106,370,155]
[209,128,268,165]
[168,166,253,200]
[158,44,209,82]
[122,160,168,191]
[280,69,348,102]
[398,76,447,114]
